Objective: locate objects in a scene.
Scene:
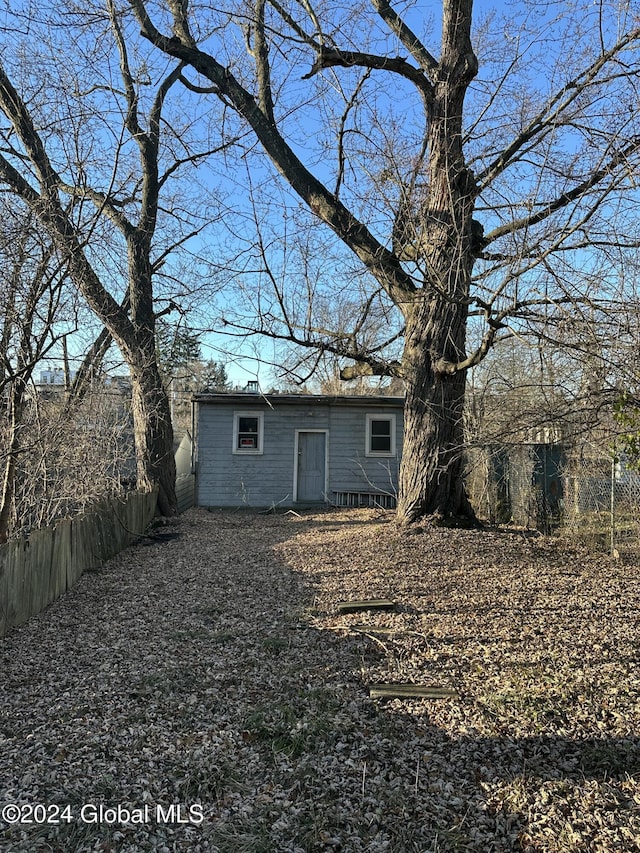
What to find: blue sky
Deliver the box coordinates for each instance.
[4,0,640,392]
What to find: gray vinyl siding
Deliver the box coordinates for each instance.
[195,396,403,508]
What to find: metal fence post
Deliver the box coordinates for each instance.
[610,456,615,558]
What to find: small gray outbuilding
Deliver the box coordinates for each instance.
[192,391,404,509]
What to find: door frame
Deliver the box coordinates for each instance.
[293,429,329,503]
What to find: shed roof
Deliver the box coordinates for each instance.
[192,391,405,408]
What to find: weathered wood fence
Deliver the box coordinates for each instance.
[0,489,158,638]
[176,473,195,513]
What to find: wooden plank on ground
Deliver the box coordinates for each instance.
[337,598,395,614]
[369,683,458,700]
[349,623,406,635]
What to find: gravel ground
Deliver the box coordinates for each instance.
[1,506,639,852]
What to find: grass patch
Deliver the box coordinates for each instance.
[478,667,577,731]
[169,756,244,802]
[242,690,344,759]
[210,630,238,644]
[210,821,274,853]
[169,628,212,641]
[261,636,289,655]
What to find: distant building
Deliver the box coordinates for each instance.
[38,367,68,386]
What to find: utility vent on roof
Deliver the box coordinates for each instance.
[333,491,396,510]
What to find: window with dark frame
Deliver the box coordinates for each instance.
[366,413,396,456]
[369,418,392,453]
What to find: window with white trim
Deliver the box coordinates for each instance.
[365,413,396,457]
[232,411,264,454]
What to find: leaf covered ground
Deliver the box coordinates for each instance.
[1,507,639,852]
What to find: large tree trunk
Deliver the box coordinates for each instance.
[130,354,177,516]
[126,238,177,517]
[397,297,474,525]
[395,0,479,525]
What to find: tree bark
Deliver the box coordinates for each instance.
[0,376,27,543]
[125,235,177,516]
[397,298,474,524]
[395,0,478,523]
[129,351,177,516]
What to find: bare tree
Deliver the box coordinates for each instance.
[128,0,640,524]
[0,2,231,515]
[4,377,136,540]
[0,203,75,541]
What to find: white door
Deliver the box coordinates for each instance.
[296,432,327,501]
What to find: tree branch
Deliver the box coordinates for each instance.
[370,0,439,79]
[221,313,404,377]
[303,47,434,103]
[252,0,276,123]
[130,0,419,308]
[484,136,640,244]
[476,25,640,189]
[0,64,136,356]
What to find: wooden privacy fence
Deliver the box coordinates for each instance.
[0,489,158,638]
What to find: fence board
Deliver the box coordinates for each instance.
[11,541,29,630]
[176,474,195,513]
[0,548,6,638]
[51,520,72,604]
[28,529,53,619]
[0,488,158,638]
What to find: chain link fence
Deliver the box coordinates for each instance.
[563,451,640,558]
[467,443,640,559]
